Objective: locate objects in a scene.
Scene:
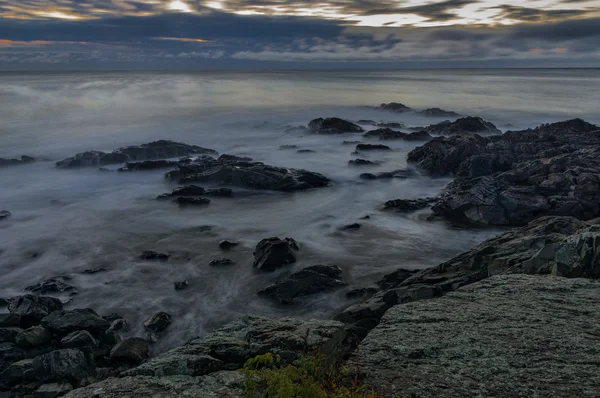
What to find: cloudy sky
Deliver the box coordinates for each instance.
[0,0,599,69]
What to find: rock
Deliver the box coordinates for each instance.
[109,338,149,364]
[376,268,419,290]
[140,251,170,261]
[218,154,252,163]
[345,287,378,299]
[359,173,377,180]
[61,331,97,349]
[33,382,73,398]
[405,130,433,141]
[107,319,128,333]
[375,122,404,128]
[357,119,376,124]
[102,313,124,323]
[32,349,96,386]
[64,371,244,398]
[252,237,299,272]
[174,281,189,291]
[143,312,172,333]
[348,159,379,166]
[378,102,412,113]
[118,160,178,171]
[219,240,239,250]
[123,315,344,377]
[340,223,361,231]
[42,309,110,335]
[169,185,206,197]
[417,108,460,117]
[356,144,391,151]
[258,265,347,304]
[342,140,362,145]
[308,118,364,134]
[363,128,407,140]
[56,140,217,168]
[175,197,211,206]
[279,144,299,150]
[204,188,233,197]
[8,295,63,328]
[0,155,36,167]
[82,268,107,275]
[421,116,501,135]
[15,326,54,347]
[209,258,235,267]
[0,210,11,220]
[0,358,34,387]
[0,327,20,343]
[25,277,77,295]
[0,313,21,327]
[297,149,315,153]
[383,198,435,213]
[356,275,600,397]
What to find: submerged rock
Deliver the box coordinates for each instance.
[340,223,361,231]
[378,102,412,113]
[143,312,172,334]
[25,277,77,296]
[356,144,391,151]
[0,155,36,167]
[174,281,189,291]
[209,258,235,267]
[279,144,299,150]
[417,108,460,117]
[253,237,299,272]
[140,251,170,261]
[308,117,364,134]
[421,116,501,136]
[0,210,11,220]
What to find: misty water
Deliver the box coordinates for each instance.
[1,69,599,353]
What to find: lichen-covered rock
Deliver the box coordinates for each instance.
[15,326,54,347]
[42,309,110,335]
[123,315,344,377]
[8,295,63,328]
[253,237,299,272]
[308,118,363,134]
[32,349,96,386]
[356,275,600,398]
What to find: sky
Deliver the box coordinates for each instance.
[0,0,599,69]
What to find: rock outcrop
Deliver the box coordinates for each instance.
[308,118,364,134]
[378,102,412,113]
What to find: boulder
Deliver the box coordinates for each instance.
[8,295,63,328]
[219,240,239,250]
[140,251,170,261]
[0,155,36,167]
[175,197,211,206]
[363,128,407,140]
[383,198,435,213]
[417,108,460,117]
[218,154,253,163]
[209,258,235,267]
[253,237,299,272]
[0,358,34,387]
[143,312,172,333]
[25,277,77,295]
[32,349,96,386]
[15,326,54,347]
[107,319,128,333]
[308,118,363,134]
[258,265,347,304]
[378,102,412,113]
[346,287,378,299]
[356,144,391,151]
[33,382,73,398]
[0,327,20,343]
[0,313,21,327]
[42,309,110,335]
[0,210,11,220]
[174,281,189,291]
[109,338,149,364]
[348,159,379,166]
[61,331,97,349]
[422,116,501,135]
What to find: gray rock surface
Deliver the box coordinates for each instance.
[378,102,412,113]
[143,312,172,333]
[356,274,600,398]
[33,382,73,398]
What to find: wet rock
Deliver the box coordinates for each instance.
[25,277,77,295]
[33,382,73,398]
[253,237,299,272]
[346,287,378,299]
[209,258,235,267]
[343,140,362,145]
[56,140,217,168]
[8,295,63,328]
[356,144,391,151]
[376,268,418,290]
[175,197,211,206]
[308,117,364,134]
[118,160,178,171]
[204,188,233,197]
[348,159,379,166]
[174,281,189,291]
[168,185,206,197]
[32,349,96,386]
[109,338,149,364]
[258,265,347,304]
[383,198,435,213]
[363,128,407,140]
[417,108,460,117]
[0,327,20,343]
[357,119,376,124]
[340,223,361,231]
[15,326,54,347]
[42,309,110,335]
[61,331,97,349]
[139,251,170,261]
[123,315,343,377]
[219,240,239,250]
[0,155,36,167]
[0,210,11,220]
[422,116,501,135]
[359,173,377,180]
[143,312,172,333]
[378,102,412,113]
[279,144,299,150]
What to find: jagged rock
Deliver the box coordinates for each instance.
[118,160,178,171]
[174,281,189,291]
[140,251,170,261]
[363,128,407,140]
[64,371,244,398]
[143,312,172,333]
[348,159,379,166]
[356,144,391,151]
[15,326,53,347]
[8,295,63,328]
[25,277,77,295]
[123,315,344,377]
[340,223,361,231]
[378,102,412,113]
[0,327,20,343]
[219,240,239,250]
[383,198,435,213]
[0,155,36,167]
[33,382,73,398]
[357,275,600,397]
[258,265,347,304]
[56,141,217,168]
[0,210,11,220]
[308,118,363,134]
[209,258,235,267]
[422,116,501,135]
[61,331,97,349]
[109,338,149,364]
[175,197,211,206]
[253,237,299,272]
[32,349,96,386]
[42,309,110,335]
[418,108,460,117]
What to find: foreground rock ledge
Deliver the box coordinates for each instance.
[356,274,600,398]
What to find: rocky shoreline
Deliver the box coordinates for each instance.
[1,112,600,397]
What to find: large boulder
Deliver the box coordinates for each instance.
[422,116,501,135]
[253,237,299,272]
[42,309,110,335]
[32,349,96,386]
[308,118,363,134]
[8,295,63,328]
[15,326,54,347]
[258,265,347,304]
[56,141,217,168]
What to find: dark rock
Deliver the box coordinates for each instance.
[61,331,97,349]
[8,295,63,328]
[0,327,20,343]
[377,268,419,290]
[110,338,149,364]
[174,281,189,291]
[358,119,376,124]
[422,116,501,136]
[102,313,125,323]
[378,102,412,113]
[253,237,299,272]
[363,128,407,140]
[297,149,315,153]
[0,298,7,307]
[82,267,107,275]
[348,159,379,166]
[308,118,364,134]
[346,287,378,299]
[0,358,34,387]
[33,382,73,398]
[56,140,217,168]
[25,277,77,295]
[0,210,11,220]
[107,319,128,333]
[139,251,170,261]
[205,188,234,197]
[32,349,96,386]
[15,326,53,347]
[375,122,405,129]
[340,223,361,231]
[0,155,36,167]
[118,160,178,172]
[209,258,235,267]
[383,198,435,213]
[279,145,299,150]
[405,131,433,141]
[356,144,391,151]
[0,313,22,327]
[218,154,253,163]
[143,312,171,333]
[360,215,371,220]
[359,173,377,180]
[219,240,239,250]
[258,265,347,304]
[175,196,211,206]
[343,140,362,145]
[418,108,460,117]
[42,309,110,335]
